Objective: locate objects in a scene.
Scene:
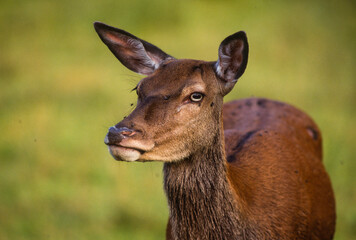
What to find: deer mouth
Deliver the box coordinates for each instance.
[107,144,143,162]
[104,134,154,162]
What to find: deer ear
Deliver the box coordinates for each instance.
[215,31,249,95]
[94,22,174,75]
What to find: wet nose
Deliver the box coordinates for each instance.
[110,126,136,137]
[104,127,136,145]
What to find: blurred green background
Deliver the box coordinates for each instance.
[0,0,355,239]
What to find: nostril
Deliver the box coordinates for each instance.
[106,126,136,146]
[108,126,136,137]
[120,129,136,137]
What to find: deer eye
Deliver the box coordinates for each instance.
[190,92,204,102]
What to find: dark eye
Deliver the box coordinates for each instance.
[190,92,204,102]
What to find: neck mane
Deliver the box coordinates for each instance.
[163,133,246,239]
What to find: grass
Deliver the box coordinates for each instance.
[0,0,355,239]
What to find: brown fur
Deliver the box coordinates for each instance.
[223,99,335,239]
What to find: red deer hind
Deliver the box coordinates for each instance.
[94,22,336,240]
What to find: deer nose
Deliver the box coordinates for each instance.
[111,126,136,137]
[104,127,136,145]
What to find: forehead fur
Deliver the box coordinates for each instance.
[138,59,218,96]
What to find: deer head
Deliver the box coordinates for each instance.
[94,22,248,162]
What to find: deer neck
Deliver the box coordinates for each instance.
[163,131,245,240]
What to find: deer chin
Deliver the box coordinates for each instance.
[108,145,141,162]
[107,138,155,162]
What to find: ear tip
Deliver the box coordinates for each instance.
[93,21,108,31]
[93,22,132,40]
[93,21,102,27]
[235,31,249,51]
[235,31,248,41]
[220,31,248,49]
[93,22,103,33]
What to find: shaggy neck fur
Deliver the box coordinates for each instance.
[163,132,247,240]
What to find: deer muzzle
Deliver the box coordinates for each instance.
[104,126,154,162]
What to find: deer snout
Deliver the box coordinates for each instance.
[104,126,136,145]
[104,125,155,162]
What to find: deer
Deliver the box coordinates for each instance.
[94,22,336,240]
